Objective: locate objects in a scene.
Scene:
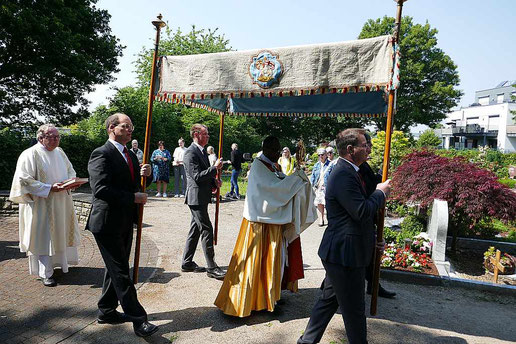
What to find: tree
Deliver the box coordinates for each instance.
[359,16,462,132]
[417,129,441,148]
[392,150,516,249]
[134,26,231,87]
[0,0,123,127]
[369,130,412,173]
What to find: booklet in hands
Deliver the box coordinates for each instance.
[61,177,89,189]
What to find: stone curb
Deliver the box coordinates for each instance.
[381,268,516,296]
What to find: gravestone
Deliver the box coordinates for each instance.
[427,199,450,276]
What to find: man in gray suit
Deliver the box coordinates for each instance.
[298,128,391,344]
[181,123,225,280]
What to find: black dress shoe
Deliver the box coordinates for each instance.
[367,285,396,299]
[133,321,159,337]
[97,310,129,324]
[206,267,226,280]
[181,262,206,273]
[42,277,56,287]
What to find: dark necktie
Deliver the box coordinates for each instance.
[357,172,366,192]
[202,148,209,164]
[123,147,135,182]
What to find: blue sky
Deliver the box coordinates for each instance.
[87,0,515,113]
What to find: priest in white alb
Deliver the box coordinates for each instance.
[215,136,317,317]
[9,124,81,287]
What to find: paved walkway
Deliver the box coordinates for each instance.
[1,196,516,344]
[0,216,158,344]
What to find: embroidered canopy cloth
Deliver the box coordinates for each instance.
[156,35,398,117]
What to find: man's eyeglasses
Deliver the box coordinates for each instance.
[116,123,134,131]
[44,135,60,140]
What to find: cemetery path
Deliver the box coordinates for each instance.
[1,196,515,343]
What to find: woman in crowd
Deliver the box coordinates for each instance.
[309,147,330,226]
[151,141,171,197]
[207,146,217,166]
[278,147,295,176]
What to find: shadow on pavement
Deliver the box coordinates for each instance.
[0,240,25,262]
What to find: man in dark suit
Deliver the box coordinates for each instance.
[86,113,159,338]
[181,123,226,280]
[298,128,391,344]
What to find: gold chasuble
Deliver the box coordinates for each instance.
[215,157,316,317]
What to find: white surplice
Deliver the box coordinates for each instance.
[243,157,317,243]
[9,143,80,276]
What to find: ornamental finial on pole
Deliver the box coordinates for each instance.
[152,14,166,29]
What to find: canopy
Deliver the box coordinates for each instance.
[155,35,400,117]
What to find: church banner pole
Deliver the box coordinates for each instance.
[214,109,226,245]
[133,14,166,284]
[370,0,405,315]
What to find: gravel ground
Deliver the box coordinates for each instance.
[63,197,516,344]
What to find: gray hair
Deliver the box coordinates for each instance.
[132,139,138,145]
[207,146,215,154]
[36,124,57,140]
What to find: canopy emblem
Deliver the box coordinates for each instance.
[249,51,283,88]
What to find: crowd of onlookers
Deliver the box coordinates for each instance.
[141,137,344,217]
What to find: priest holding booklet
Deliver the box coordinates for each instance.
[9,124,84,287]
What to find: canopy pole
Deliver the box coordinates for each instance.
[133,14,166,284]
[370,0,405,315]
[214,109,226,245]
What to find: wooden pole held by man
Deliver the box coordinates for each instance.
[133,14,166,284]
[370,0,406,315]
[214,111,226,245]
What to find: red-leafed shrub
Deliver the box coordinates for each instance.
[392,150,516,248]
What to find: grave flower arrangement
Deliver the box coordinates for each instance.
[381,232,433,273]
[483,246,516,275]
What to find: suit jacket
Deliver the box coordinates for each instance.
[318,158,385,267]
[86,141,146,234]
[183,143,217,206]
[359,161,382,197]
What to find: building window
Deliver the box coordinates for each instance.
[496,94,504,103]
[478,96,489,105]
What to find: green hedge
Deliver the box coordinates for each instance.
[0,129,31,189]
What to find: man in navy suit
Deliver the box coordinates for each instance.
[87,113,158,337]
[181,123,226,280]
[298,128,391,344]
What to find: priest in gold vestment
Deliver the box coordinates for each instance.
[9,124,80,287]
[215,136,316,317]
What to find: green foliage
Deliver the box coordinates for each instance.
[435,147,516,179]
[386,199,409,217]
[59,134,100,179]
[369,130,412,173]
[0,128,31,189]
[499,178,516,189]
[399,214,426,244]
[359,16,462,131]
[134,26,231,87]
[417,129,441,148]
[0,0,123,126]
[383,214,426,246]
